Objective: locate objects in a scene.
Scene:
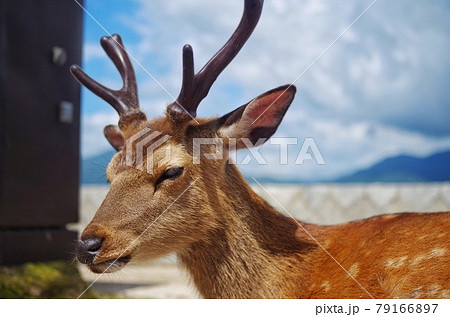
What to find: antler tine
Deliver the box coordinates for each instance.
[168,0,264,121]
[70,34,139,116]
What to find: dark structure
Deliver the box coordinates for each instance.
[0,0,83,264]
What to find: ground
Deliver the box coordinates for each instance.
[78,261,198,298]
[0,261,117,299]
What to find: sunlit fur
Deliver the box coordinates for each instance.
[80,108,450,298]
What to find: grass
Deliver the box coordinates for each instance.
[0,261,118,298]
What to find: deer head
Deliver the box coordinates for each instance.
[72,0,296,274]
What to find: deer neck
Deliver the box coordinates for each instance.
[178,164,315,298]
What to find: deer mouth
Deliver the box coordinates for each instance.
[88,255,131,274]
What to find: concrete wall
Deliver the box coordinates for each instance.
[76,183,450,230]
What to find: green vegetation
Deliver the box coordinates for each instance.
[0,261,117,298]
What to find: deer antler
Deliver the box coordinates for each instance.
[70,34,141,118]
[167,0,264,121]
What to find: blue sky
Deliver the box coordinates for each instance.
[78,0,450,181]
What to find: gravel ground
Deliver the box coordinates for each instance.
[79,261,198,299]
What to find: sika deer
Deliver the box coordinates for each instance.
[72,0,449,298]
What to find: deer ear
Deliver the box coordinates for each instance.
[104,125,125,151]
[218,85,296,149]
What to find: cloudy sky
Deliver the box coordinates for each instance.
[77,0,450,181]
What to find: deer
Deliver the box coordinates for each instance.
[71,0,449,299]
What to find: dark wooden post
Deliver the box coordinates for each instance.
[0,0,83,264]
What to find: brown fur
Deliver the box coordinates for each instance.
[81,112,450,299]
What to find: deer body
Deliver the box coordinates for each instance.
[176,163,449,299]
[72,0,449,298]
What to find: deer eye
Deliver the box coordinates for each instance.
[155,167,184,188]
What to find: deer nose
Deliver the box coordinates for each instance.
[76,236,104,264]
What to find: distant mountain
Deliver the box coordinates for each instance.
[81,150,450,184]
[81,150,115,184]
[336,151,450,183]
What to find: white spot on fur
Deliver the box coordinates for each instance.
[439,291,449,298]
[409,255,426,266]
[348,263,359,277]
[321,281,330,292]
[385,256,408,269]
[428,248,446,258]
[404,287,422,299]
[322,239,331,248]
[428,285,440,297]
[409,248,446,266]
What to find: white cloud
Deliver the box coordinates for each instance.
[81,111,118,157]
[81,0,450,180]
[238,120,450,181]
